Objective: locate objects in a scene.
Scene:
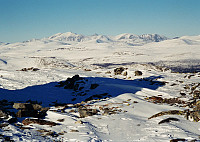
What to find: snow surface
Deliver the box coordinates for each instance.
[0,32,200,141]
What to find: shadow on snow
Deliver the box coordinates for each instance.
[0,75,164,107]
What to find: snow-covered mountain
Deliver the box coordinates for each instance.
[43,32,167,45]
[139,34,168,42]
[48,32,85,42]
[1,32,200,141]
[114,33,168,45]
[147,35,200,47]
[0,41,9,45]
[115,33,167,42]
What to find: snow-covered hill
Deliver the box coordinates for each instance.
[1,32,200,141]
[115,33,168,45]
[0,42,9,46]
[42,32,167,45]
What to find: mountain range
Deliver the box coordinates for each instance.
[45,32,168,45]
[1,32,200,47]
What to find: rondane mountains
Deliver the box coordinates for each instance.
[0,32,200,141]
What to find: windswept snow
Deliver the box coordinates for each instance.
[0,32,200,141]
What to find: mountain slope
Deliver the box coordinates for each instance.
[0,32,200,141]
[44,32,167,45]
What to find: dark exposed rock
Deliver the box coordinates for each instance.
[135,70,143,76]
[22,118,58,126]
[78,107,98,118]
[180,92,186,96]
[188,110,200,122]
[105,71,111,74]
[44,131,59,137]
[123,71,128,76]
[187,101,200,122]
[13,103,42,110]
[148,110,185,120]
[170,138,186,142]
[114,67,125,75]
[57,119,64,122]
[40,107,50,112]
[84,93,109,102]
[20,126,33,130]
[84,69,92,71]
[158,117,179,124]
[145,96,186,105]
[17,67,39,72]
[55,75,84,91]
[70,129,79,132]
[55,75,108,102]
[32,68,40,71]
[102,108,117,115]
[13,103,47,118]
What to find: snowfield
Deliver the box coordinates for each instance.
[0,32,200,141]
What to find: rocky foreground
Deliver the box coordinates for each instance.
[1,66,200,141]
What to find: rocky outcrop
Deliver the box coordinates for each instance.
[114,67,126,75]
[56,75,84,90]
[55,75,111,102]
[22,118,58,126]
[13,103,48,118]
[78,106,98,118]
[135,70,143,76]
[17,67,39,71]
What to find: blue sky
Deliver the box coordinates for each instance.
[0,0,200,43]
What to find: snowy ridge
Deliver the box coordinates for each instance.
[0,41,9,46]
[44,32,167,45]
[1,32,200,141]
[48,32,85,42]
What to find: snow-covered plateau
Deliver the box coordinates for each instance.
[0,32,200,142]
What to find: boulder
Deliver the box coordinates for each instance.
[123,71,128,76]
[135,70,143,76]
[22,118,58,126]
[13,103,42,110]
[13,103,47,118]
[78,107,98,118]
[56,75,84,91]
[114,67,125,75]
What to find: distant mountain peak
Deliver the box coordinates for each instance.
[0,41,9,45]
[48,32,85,42]
[115,33,139,40]
[43,32,169,45]
[114,33,168,45]
[139,34,168,42]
